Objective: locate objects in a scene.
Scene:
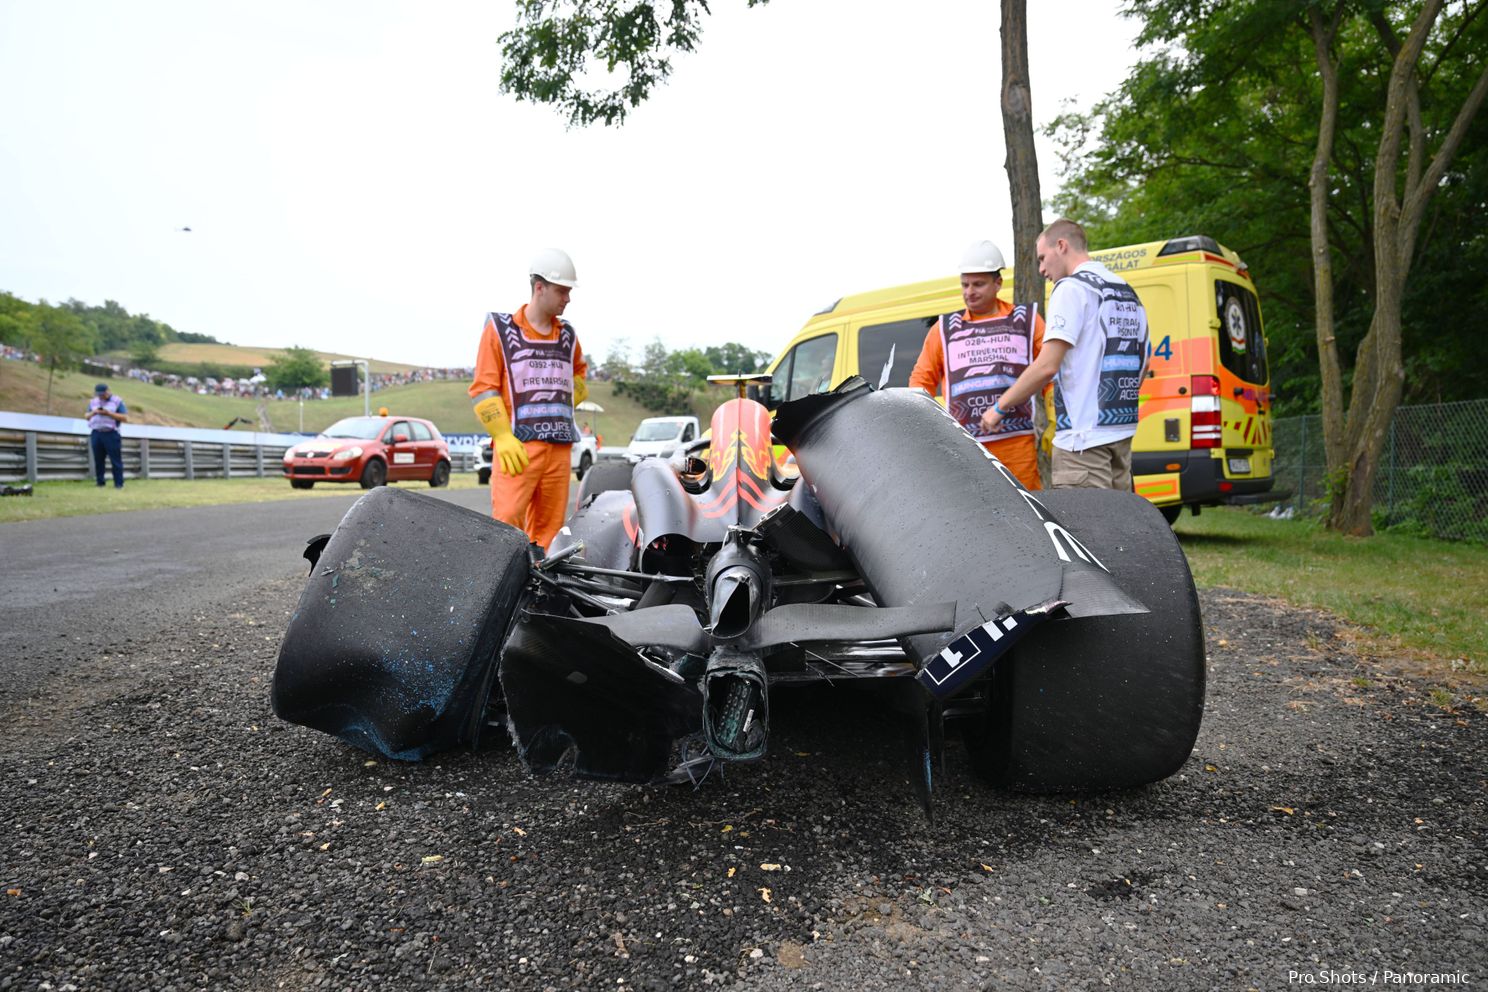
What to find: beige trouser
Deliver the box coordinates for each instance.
[1051,438,1134,491]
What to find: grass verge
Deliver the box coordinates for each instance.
[1175,507,1486,687]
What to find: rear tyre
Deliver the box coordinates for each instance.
[290,479,315,490]
[359,459,387,489]
[964,489,1205,792]
[575,460,633,504]
[1159,504,1183,525]
[576,451,593,480]
[429,460,451,488]
[272,487,530,759]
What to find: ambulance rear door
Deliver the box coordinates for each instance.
[1211,274,1274,481]
[1125,272,1189,507]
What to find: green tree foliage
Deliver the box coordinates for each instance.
[664,347,715,383]
[1049,0,1488,416]
[703,342,772,375]
[25,303,98,414]
[0,292,32,346]
[58,298,198,355]
[613,338,772,412]
[595,338,634,381]
[498,0,769,126]
[265,346,328,392]
[129,339,162,368]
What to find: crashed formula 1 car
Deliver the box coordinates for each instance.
[272,376,1205,812]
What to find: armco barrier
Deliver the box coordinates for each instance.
[0,412,305,483]
[0,412,480,483]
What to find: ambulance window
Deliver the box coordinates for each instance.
[1215,281,1268,384]
[858,317,937,389]
[782,334,839,401]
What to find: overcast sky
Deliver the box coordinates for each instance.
[0,1,1141,370]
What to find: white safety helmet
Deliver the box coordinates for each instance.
[530,248,579,288]
[959,240,1006,274]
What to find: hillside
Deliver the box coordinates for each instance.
[150,343,426,375]
[94,343,427,376]
[0,359,729,442]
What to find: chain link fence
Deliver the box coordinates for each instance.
[1271,399,1488,542]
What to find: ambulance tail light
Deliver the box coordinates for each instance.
[1191,375,1222,448]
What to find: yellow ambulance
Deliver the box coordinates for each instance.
[756,235,1283,521]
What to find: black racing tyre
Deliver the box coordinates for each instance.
[359,459,387,489]
[272,487,531,759]
[429,460,451,488]
[1160,503,1183,525]
[964,489,1205,792]
[290,479,315,490]
[576,451,593,480]
[575,459,633,504]
[477,466,491,486]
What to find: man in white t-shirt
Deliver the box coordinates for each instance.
[978,218,1148,490]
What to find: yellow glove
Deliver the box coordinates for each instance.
[573,375,588,406]
[474,394,530,476]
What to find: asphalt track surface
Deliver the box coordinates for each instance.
[1,490,1484,990]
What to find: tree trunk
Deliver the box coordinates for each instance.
[1307,7,1346,477]
[1001,0,1042,308]
[1000,0,1049,483]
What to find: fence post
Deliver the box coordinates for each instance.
[222,442,232,479]
[1387,416,1397,523]
[185,441,195,480]
[140,437,151,480]
[24,431,38,483]
[255,444,264,478]
[1298,416,1307,507]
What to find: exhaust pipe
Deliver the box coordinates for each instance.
[706,529,771,641]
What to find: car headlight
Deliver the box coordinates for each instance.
[660,447,676,458]
[283,448,296,462]
[331,446,363,461]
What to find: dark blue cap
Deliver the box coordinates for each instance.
[95,383,109,393]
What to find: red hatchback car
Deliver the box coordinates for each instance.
[283,415,451,489]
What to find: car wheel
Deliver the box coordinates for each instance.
[963,489,1205,793]
[1159,503,1183,525]
[575,460,633,504]
[290,479,315,490]
[477,466,491,486]
[272,487,531,759]
[429,460,451,488]
[576,451,593,480]
[359,459,387,489]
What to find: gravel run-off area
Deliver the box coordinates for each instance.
[2,581,1485,991]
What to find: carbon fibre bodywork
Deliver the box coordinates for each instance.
[274,377,1205,807]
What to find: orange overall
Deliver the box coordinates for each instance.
[469,305,588,549]
[908,300,1047,491]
